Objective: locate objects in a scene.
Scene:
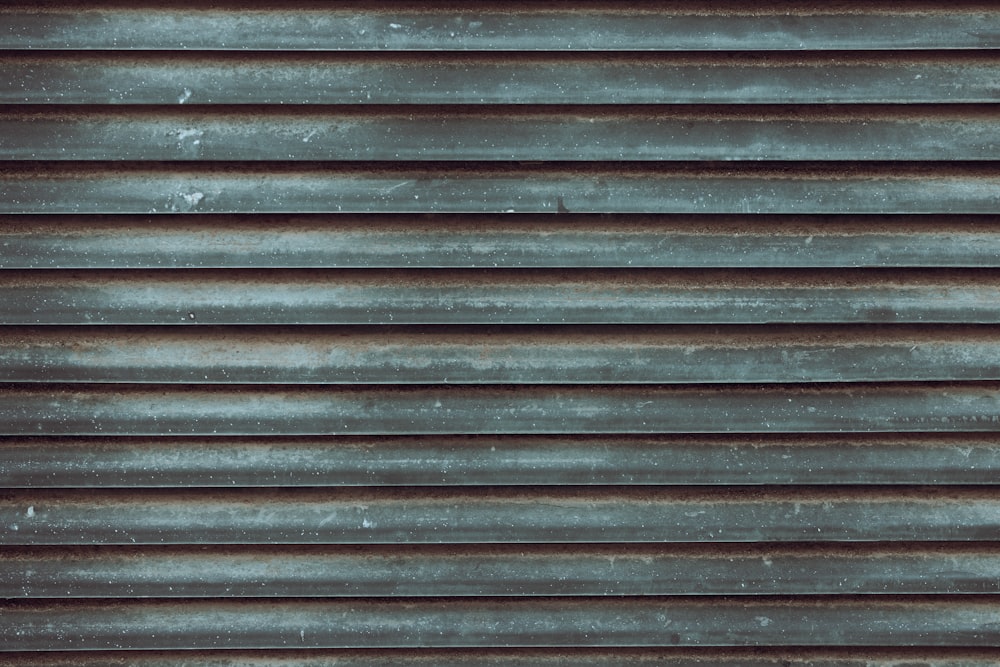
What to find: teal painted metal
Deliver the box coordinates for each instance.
[5,271,1000,324]
[1,384,1000,435]
[2,1,999,661]
[4,216,1000,268]
[5,545,1000,597]
[3,111,998,161]
[2,487,1000,545]
[2,56,998,105]
[4,598,1000,649]
[5,327,1000,384]
[0,650,996,667]
[3,167,998,214]
[2,7,997,51]
[4,435,1000,487]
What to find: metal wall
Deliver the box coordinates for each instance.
[1,1,1000,664]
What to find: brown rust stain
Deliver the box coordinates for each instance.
[7,481,1000,505]
[5,323,1000,351]
[3,213,1000,238]
[6,103,1000,122]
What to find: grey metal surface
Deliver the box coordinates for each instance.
[2,488,999,544]
[4,1,999,661]
[4,216,1000,269]
[2,384,1000,435]
[5,545,1000,597]
[5,167,998,214]
[4,111,999,161]
[3,56,999,105]
[5,271,1000,325]
[5,327,1000,384]
[0,649,998,667]
[4,435,1000,487]
[3,598,1000,649]
[3,7,998,51]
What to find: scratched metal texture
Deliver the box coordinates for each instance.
[1,1,1000,664]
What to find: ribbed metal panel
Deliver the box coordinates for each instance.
[2,2,999,664]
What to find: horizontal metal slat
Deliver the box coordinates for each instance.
[0,10,1000,660]
[5,545,1000,597]
[2,384,1000,436]
[4,270,1000,325]
[4,110,999,161]
[5,216,1000,268]
[5,434,1000,487]
[1,4,995,665]
[2,488,998,544]
[4,166,998,214]
[1,649,999,667]
[5,326,1000,384]
[0,650,998,667]
[2,7,997,51]
[3,56,998,105]
[4,598,1000,649]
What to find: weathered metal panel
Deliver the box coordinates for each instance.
[2,384,1000,436]
[0,649,998,667]
[5,545,1000,597]
[2,6,998,51]
[4,598,1000,649]
[4,435,1000,487]
[4,110,999,161]
[4,216,1000,269]
[3,166,998,215]
[4,327,1000,384]
[2,1,998,662]
[2,488,999,545]
[6,271,1000,325]
[2,55,999,105]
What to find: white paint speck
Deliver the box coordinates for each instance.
[178,88,193,104]
[362,518,376,528]
[182,192,204,208]
[389,23,403,29]
[25,506,34,518]
[755,616,772,627]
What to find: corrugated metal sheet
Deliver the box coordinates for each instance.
[1,1,999,664]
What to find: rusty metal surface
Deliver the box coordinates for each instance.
[5,270,1000,325]
[4,110,999,161]
[4,215,1000,269]
[3,6,998,51]
[1,649,999,667]
[3,55,999,105]
[2,384,1000,435]
[4,165,998,214]
[3,487,999,545]
[3,1,999,661]
[4,326,1000,384]
[4,435,1000,487]
[5,545,1000,597]
[3,597,1000,649]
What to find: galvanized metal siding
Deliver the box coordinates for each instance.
[1,2,999,665]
